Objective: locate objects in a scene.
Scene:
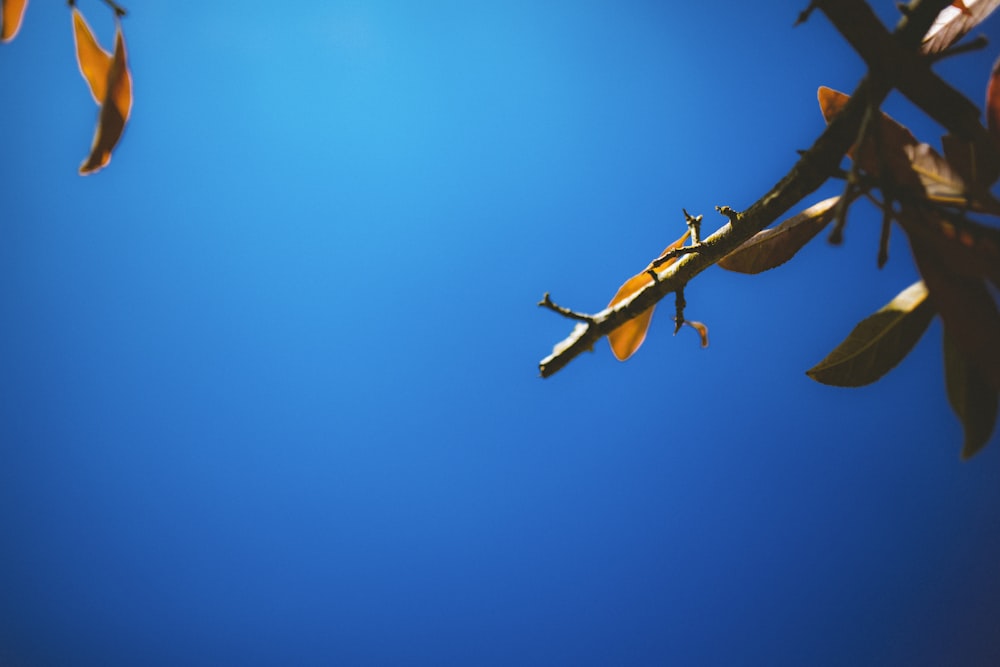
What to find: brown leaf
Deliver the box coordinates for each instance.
[72,7,113,105]
[719,196,839,274]
[817,87,921,187]
[80,23,132,175]
[987,54,1000,155]
[1,0,28,43]
[902,207,1000,392]
[922,0,1000,54]
[683,320,709,348]
[606,230,690,361]
[905,143,968,203]
[899,206,1000,290]
[807,281,936,387]
[941,134,1000,192]
[944,331,999,459]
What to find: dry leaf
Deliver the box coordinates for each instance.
[606,230,691,361]
[1,0,28,43]
[807,281,936,387]
[719,196,839,274]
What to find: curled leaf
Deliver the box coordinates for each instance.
[719,196,839,274]
[72,7,113,104]
[606,230,690,361]
[682,320,709,348]
[944,331,999,459]
[79,21,132,174]
[922,0,1000,54]
[1,0,28,43]
[807,281,936,387]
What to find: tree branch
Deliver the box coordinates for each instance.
[539,0,957,378]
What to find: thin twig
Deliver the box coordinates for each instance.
[537,293,595,323]
[878,203,893,267]
[683,209,704,244]
[67,0,128,17]
[931,34,989,62]
[795,1,819,26]
[673,288,687,334]
[830,104,876,244]
[649,243,704,269]
[101,0,128,17]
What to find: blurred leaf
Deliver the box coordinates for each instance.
[987,54,1000,154]
[807,281,936,387]
[908,213,1000,289]
[922,0,1000,54]
[903,208,1000,392]
[684,320,709,348]
[905,143,968,203]
[941,134,1000,192]
[80,22,132,174]
[72,7,112,105]
[0,0,28,43]
[819,87,1000,209]
[606,230,690,361]
[719,196,839,274]
[817,87,921,186]
[944,331,999,459]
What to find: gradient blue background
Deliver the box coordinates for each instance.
[2,1,1000,665]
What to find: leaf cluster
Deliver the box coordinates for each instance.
[539,0,1000,458]
[2,0,132,174]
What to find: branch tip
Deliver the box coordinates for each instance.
[932,35,989,62]
[716,206,740,225]
[538,293,595,323]
[795,1,818,25]
[683,208,704,244]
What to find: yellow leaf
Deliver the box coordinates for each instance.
[1,0,28,43]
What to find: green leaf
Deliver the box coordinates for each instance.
[718,196,839,274]
[807,281,936,387]
[944,332,999,459]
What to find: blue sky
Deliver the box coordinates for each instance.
[2,1,1000,665]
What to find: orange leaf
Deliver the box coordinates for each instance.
[72,7,112,105]
[80,23,132,175]
[606,230,691,361]
[1,0,28,43]
[607,305,655,362]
